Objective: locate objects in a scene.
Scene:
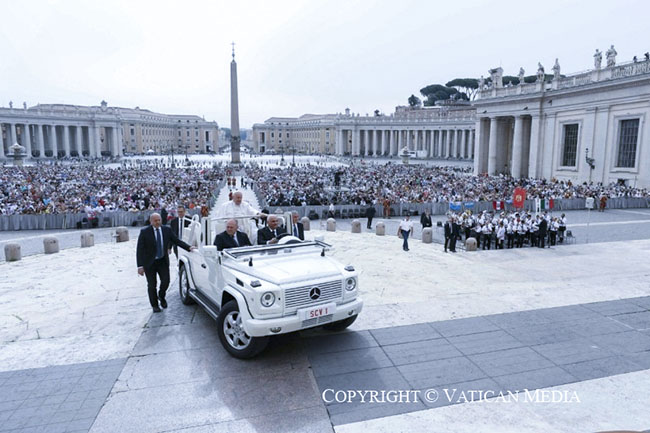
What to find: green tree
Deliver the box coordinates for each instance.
[445,78,479,100]
[419,84,458,106]
[408,94,422,107]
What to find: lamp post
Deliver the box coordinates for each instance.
[291,145,296,167]
[280,140,285,165]
[585,147,595,183]
[170,141,176,168]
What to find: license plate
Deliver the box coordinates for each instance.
[298,303,336,321]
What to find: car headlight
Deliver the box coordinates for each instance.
[345,277,357,291]
[260,291,275,307]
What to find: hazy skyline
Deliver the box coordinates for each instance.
[1,0,648,129]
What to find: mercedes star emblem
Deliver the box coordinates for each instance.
[309,287,321,300]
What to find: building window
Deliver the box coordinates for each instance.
[616,119,639,168]
[561,124,578,167]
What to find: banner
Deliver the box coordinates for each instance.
[464,202,475,209]
[513,188,526,208]
[493,201,505,211]
[449,202,462,211]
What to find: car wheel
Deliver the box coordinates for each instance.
[323,314,358,332]
[178,264,195,305]
[217,300,269,359]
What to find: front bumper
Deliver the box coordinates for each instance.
[243,297,363,337]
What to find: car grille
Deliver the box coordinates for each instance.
[284,280,342,313]
[301,314,333,329]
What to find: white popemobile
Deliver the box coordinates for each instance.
[176,214,363,358]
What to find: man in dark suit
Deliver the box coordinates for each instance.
[289,212,305,240]
[170,205,191,256]
[444,218,452,253]
[420,209,432,228]
[214,219,252,251]
[257,215,286,245]
[365,205,376,230]
[137,213,196,312]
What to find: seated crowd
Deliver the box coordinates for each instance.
[244,163,649,207]
[0,163,226,216]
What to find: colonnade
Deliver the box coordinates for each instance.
[0,122,123,158]
[473,115,541,178]
[336,127,475,159]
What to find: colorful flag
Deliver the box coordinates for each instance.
[464,202,475,209]
[493,201,505,211]
[513,188,526,208]
[449,202,462,211]
[535,198,554,211]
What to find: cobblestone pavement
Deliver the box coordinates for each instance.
[3,296,650,432]
[0,359,126,433]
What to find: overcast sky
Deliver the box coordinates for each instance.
[1,0,648,128]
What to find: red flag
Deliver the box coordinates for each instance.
[549,198,554,209]
[513,188,526,208]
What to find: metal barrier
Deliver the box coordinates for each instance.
[1,196,647,231]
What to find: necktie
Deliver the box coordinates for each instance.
[233,234,239,246]
[155,228,163,258]
[273,229,276,237]
[293,225,298,237]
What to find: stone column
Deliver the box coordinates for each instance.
[37,125,45,157]
[458,129,467,159]
[75,126,83,156]
[117,126,124,156]
[452,130,458,158]
[511,116,524,178]
[374,130,380,156]
[94,126,102,157]
[528,115,541,178]
[353,128,360,156]
[63,125,71,157]
[10,123,17,146]
[23,124,32,157]
[51,125,59,157]
[473,122,483,175]
[336,128,343,155]
[0,124,4,158]
[440,130,446,157]
[112,127,119,156]
[487,118,499,175]
[381,130,386,156]
[471,130,476,159]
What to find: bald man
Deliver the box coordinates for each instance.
[257,215,287,245]
[137,213,196,312]
[214,219,252,251]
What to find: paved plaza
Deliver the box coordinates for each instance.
[2,179,650,432]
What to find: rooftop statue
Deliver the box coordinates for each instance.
[552,58,561,80]
[594,49,602,69]
[606,45,617,67]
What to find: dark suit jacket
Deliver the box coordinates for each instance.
[288,222,305,240]
[214,231,252,251]
[170,217,192,255]
[257,226,286,245]
[420,214,432,228]
[538,219,548,236]
[136,225,192,269]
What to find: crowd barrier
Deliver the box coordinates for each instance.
[2,196,647,231]
[256,197,650,220]
[0,209,203,231]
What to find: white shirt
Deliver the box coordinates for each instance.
[217,200,260,219]
[399,220,414,232]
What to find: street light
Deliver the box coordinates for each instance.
[291,145,296,167]
[585,147,595,183]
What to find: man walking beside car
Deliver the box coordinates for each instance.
[137,213,196,313]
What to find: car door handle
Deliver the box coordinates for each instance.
[201,264,207,269]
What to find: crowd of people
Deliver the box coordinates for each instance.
[0,161,226,216]
[244,162,649,208]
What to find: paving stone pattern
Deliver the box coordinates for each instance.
[0,358,126,433]
[306,296,650,425]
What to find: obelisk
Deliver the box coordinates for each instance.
[230,42,241,164]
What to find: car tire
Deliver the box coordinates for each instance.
[178,264,195,305]
[323,314,358,331]
[217,300,269,359]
